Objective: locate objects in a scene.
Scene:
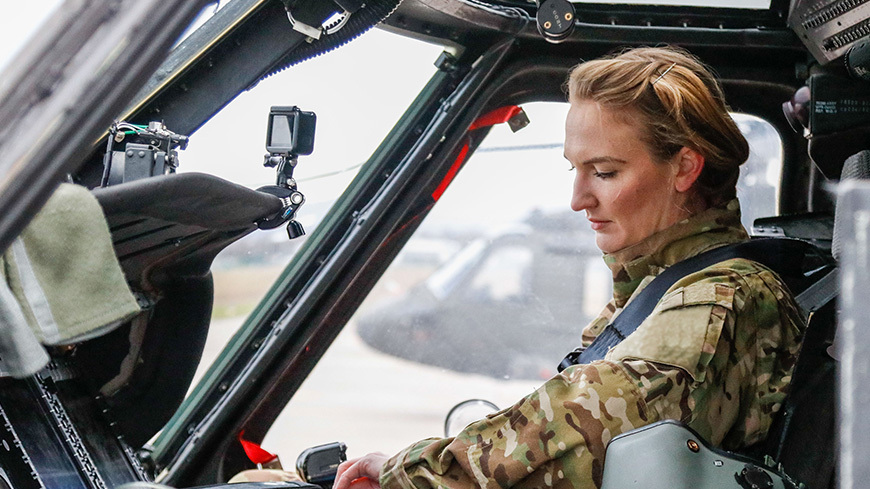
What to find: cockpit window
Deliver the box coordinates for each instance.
[733,113,783,231]
[0,2,63,73]
[426,239,487,300]
[468,245,533,302]
[183,28,444,387]
[173,1,235,47]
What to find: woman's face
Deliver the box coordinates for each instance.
[564,100,697,253]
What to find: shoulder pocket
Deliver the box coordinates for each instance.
[607,282,735,382]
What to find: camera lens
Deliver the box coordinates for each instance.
[782,85,811,133]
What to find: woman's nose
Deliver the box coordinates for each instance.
[571,174,595,212]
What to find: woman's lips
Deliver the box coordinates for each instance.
[588,219,609,231]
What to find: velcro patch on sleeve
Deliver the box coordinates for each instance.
[607,282,735,382]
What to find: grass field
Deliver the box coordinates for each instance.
[211,265,286,318]
[210,263,436,319]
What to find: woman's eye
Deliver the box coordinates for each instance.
[593,171,616,179]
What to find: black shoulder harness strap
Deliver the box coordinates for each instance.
[557,238,829,372]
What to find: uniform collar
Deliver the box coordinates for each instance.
[603,199,748,307]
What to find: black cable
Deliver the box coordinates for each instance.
[100,127,115,187]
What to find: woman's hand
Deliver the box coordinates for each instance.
[334,452,389,489]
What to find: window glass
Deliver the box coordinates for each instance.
[0,2,232,74]
[262,102,786,464]
[583,257,611,318]
[468,245,533,302]
[426,239,487,300]
[733,113,783,231]
[181,28,444,387]
[174,1,234,47]
[0,3,64,73]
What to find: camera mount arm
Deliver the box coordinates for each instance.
[258,106,316,239]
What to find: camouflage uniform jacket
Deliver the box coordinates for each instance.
[379,200,804,489]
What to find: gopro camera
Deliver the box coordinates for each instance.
[267,106,316,156]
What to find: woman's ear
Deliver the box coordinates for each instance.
[673,147,705,193]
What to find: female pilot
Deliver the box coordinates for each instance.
[333,46,804,489]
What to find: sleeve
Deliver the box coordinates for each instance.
[605,271,746,446]
[689,268,804,448]
[379,359,694,489]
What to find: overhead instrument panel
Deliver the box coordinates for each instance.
[790,0,870,63]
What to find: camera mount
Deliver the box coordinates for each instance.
[259,106,317,239]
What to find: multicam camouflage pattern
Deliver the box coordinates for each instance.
[379,200,804,489]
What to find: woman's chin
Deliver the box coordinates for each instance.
[595,235,622,254]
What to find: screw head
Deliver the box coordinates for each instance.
[687,439,700,452]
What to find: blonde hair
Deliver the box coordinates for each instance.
[567,46,749,206]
